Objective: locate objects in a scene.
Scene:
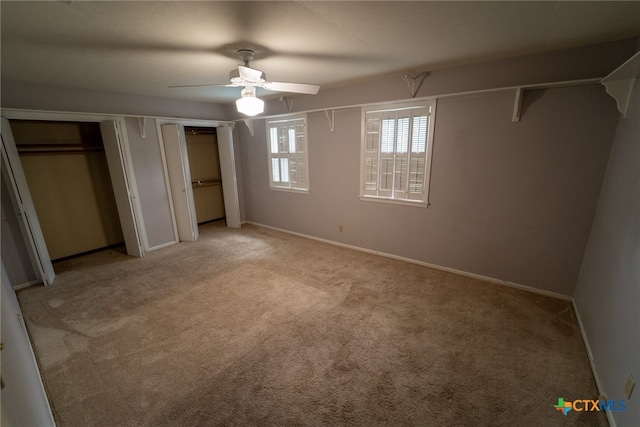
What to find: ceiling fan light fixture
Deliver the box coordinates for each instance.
[236,86,264,116]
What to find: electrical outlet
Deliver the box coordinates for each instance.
[339,225,343,232]
[624,375,635,400]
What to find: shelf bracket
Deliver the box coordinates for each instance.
[280,97,293,113]
[512,88,523,122]
[602,78,636,118]
[404,72,428,98]
[325,109,335,132]
[138,117,146,138]
[600,51,640,119]
[243,119,254,137]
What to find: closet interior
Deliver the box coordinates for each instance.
[185,126,225,224]
[10,120,124,261]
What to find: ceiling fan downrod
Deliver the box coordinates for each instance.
[237,49,255,67]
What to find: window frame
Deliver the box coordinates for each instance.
[359,99,437,207]
[266,114,310,194]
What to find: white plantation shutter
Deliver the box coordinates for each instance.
[363,115,380,196]
[361,101,435,204]
[267,115,309,192]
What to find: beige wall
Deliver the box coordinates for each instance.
[236,40,634,295]
[574,79,640,426]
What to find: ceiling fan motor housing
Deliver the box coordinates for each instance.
[229,68,266,84]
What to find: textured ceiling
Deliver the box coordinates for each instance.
[1,1,639,104]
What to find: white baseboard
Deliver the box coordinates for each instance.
[12,279,41,290]
[571,299,616,427]
[245,221,571,301]
[147,240,178,252]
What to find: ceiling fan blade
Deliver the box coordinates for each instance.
[263,81,320,95]
[238,65,265,83]
[169,83,240,88]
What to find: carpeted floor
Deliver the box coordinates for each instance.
[17,221,607,426]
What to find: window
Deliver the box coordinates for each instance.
[267,114,309,193]
[361,100,436,205]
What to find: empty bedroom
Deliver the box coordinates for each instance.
[1,2,639,426]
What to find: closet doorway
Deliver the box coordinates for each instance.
[159,121,240,244]
[10,120,125,261]
[2,113,143,287]
[185,127,225,225]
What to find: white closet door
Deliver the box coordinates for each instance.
[217,125,241,228]
[1,264,56,426]
[161,124,198,241]
[0,118,55,285]
[100,121,143,257]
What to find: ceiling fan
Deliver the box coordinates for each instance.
[170,49,320,116]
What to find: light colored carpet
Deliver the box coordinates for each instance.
[17,222,607,426]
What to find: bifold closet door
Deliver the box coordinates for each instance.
[161,124,198,241]
[0,118,55,285]
[100,121,143,258]
[1,265,56,426]
[217,126,241,228]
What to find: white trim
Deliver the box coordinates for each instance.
[246,221,571,301]
[571,299,616,427]
[235,78,602,121]
[12,279,41,291]
[270,187,310,195]
[1,108,234,127]
[146,240,178,252]
[358,196,428,208]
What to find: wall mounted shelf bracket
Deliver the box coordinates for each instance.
[601,51,640,119]
[404,72,428,98]
[512,88,524,122]
[325,109,335,132]
[243,119,254,137]
[280,97,293,113]
[138,117,146,138]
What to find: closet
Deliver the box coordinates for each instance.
[10,120,124,260]
[185,127,225,224]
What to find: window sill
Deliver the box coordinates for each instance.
[359,196,429,208]
[270,186,310,195]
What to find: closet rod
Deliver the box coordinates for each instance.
[186,127,217,135]
[192,178,222,188]
[17,143,105,155]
